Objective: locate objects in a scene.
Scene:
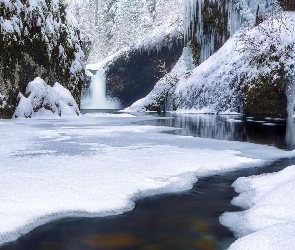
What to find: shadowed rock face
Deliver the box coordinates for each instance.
[0,0,86,118]
[279,0,295,11]
[105,38,184,108]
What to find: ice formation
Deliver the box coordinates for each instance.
[183,0,280,63]
[183,0,280,35]
[183,0,225,63]
[13,77,80,118]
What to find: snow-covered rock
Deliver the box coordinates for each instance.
[13,77,79,118]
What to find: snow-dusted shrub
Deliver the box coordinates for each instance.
[13,77,79,118]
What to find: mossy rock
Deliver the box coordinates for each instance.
[0,105,14,119]
[0,0,86,118]
[245,74,287,116]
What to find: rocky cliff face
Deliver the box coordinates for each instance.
[0,0,86,118]
[102,0,227,108]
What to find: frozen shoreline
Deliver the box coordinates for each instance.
[221,164,295,250]
[1,113,295,245]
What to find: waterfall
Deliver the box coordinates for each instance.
[80,69,120,109]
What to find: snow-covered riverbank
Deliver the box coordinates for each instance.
[221,164,295,250]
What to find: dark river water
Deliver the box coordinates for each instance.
[1,112,295,250]
[135,113,292,150]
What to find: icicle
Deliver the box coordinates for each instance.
[228,0,279,36]
[183,0,198,42]
[184,0,278,64]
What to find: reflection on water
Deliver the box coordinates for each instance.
[137,113,294,150]
[285,117,295,149]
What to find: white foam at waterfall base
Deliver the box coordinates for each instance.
[80,69,120,109]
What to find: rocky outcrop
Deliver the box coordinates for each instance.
[0,0,86,118]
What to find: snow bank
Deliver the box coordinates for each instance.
[13,77,79,118]
[0,114,295,245]
[220,165,295,250]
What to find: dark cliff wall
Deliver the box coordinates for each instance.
[105,38,184,107]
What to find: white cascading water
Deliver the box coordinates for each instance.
[81,68,120,109]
